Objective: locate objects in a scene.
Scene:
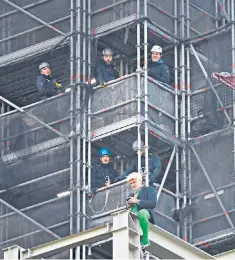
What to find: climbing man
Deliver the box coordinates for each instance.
[91,147,118,191]
[36,62,62,99]
[94,48,119,87]
[126,172,157,248]
[115,140,161,184]
[148,45,170,84]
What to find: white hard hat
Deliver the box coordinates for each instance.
[132,140,144,152]
[151,45,162,53]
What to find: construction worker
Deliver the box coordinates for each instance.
[94,48,119,87]
[126,172,157,248]
[115,140,161,184]
[91,147,118,191]
[148,45,170,84]
[36,62,62,99]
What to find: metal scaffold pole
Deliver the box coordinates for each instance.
[174,0,180,238]
[87,0,92,195]
[136,0,142,174]
[82,0,87,258]
[186,0,193,243]
[231,0,235,186]
[75,0,82,258]
[69,0,75,259]
[180,0,187,241]
[144,0,149,187]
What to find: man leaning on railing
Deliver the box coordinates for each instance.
[148,45,170,85]
[36,62,63,99]
[93,48,119,88]
[91,147,118,193]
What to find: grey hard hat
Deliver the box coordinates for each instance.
[102,48,113,56]
[132,140,144,152]
[39,62,50,71]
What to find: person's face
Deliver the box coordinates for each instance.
[151,52,161,62]
[40,66,51,76]
[129,178,142,190]
[100,155,110,164]
[103,55,113,64]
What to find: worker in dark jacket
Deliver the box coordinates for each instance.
[36,62,62,99]
[94,48,119,87]
[148,45,170,84]
[115,140,161,184]
[126,172,157,248]
[91,147,118,191]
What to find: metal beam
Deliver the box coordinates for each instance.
[3,210,216,259]
[22,224,112,259]
[147,223,215,259]
[1,0,66,36]
[216,249,235,259]
[112,210,141,259]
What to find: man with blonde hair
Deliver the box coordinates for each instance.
[126,172,157,248]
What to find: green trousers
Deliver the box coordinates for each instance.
[137,209,150,245]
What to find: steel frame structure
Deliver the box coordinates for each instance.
[0,0,235,258]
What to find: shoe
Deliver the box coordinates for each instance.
[141,240,150,249]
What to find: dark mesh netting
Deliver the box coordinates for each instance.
[0,0,70,55]
[91,0,137,29]
[0,196,70,259]
[190,32,232,137]
[190,133,235,241]
[147,0,174,34]
[91,75,175,133]
[87,182,177,235]
[0,109,71,258]
[0,93,70,162]
[189,0,215,36]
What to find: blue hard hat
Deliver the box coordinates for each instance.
[98,147,111,157]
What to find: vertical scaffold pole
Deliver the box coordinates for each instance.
[87,0,92,201]
[75,0,81,258]
[215,0,219,28]
[231,0,235,186]
[69,0,75,259]
[180,0,187,242]
[82,0,87,258]
[144,0,149,187]
[186,0,192,243]
[174,0,180,237]
[137,0,142,173]
[0,102,5,156]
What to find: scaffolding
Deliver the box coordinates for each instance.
[0,0,235,259]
